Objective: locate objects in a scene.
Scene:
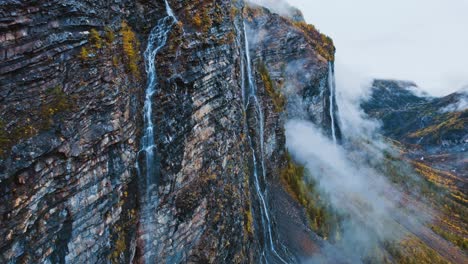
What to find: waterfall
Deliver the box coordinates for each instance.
[328,62,338,143]
[234,21,247,107]
[243,22,289,264]
[138,1,177,262]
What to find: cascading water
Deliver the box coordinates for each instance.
[328,62,338,143]
[243,22,289,264]
[137,1,177,262]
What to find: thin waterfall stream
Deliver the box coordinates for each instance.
[137,0,178,262]
[328,62,338,143]
[243,22,290,264]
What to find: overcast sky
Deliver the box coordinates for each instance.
[286,0,468,96]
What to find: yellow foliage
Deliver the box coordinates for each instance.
[245,208,254,236]
[385,236,450,264]
[409,111,466,139]
[120,21,140,77]
[292,21,335,61]
[193,13,203,28]
[112,56,119,67]
[89,29,102,49]
[258,62,285,112]
[201,8,213,33]
[431,225,468,250]
[412,161,458,190]
[79,47,89,61]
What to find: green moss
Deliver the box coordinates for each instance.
[39,86,72,129]
[258,62,286,113]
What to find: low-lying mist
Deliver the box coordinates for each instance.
[286,120,406,262]
[285,64,431,262]
[248,0,301,19]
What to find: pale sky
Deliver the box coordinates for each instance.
[286,0,468,96]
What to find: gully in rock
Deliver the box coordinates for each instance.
[137,0,178,262]
[243,22,290,264]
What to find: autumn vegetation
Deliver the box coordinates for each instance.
[258,62,286,112]
[121,21,141,78]
[280,152,340,239]
[0,86,73,157]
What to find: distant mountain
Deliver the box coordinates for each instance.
[362,80,468,147]
[362,80,468,258]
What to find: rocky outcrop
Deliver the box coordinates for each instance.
[0,0,337,263]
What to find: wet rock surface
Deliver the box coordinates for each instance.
[0,0,337,263]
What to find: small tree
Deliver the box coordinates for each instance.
[89,29,102,49]
[104,27,115,45]
[193,13,203,28]
[79,47,89,61]
[120,21,140,77]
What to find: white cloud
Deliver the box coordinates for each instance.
[286,0,468,96]
[440,94,468,113]
[248,0,298,18]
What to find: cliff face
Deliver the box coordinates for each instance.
[0,0,337,263]
[243,5,338,259]
[0,0,147,263]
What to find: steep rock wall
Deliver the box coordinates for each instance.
[0,0,149,262]
[0,0,337,263]
[134,0,254,262]
[243,5,338,260]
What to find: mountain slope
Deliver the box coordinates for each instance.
[362,80,467,147]
[362,80,468,262]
